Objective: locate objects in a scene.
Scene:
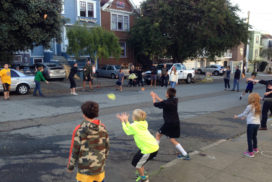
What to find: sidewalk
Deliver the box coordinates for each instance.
[150,120,272,182]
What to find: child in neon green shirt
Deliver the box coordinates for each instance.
[116,109,159,182]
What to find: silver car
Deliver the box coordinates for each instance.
[37,63,66,80]
[0,69,35,95]
[96,65,121,79]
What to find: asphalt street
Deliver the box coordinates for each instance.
[0,77,270,182]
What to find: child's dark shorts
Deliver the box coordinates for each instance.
[158,123,180,138]
[245,88,253,93]
[2,83,10,92]
[132,150,158,168]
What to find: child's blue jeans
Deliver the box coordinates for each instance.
[247,124,259,152]
[170,81,176,88]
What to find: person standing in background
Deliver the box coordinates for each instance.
[169,66,178,89]
[69,63,78,96]
[223,66,231,90]
[161,64,168,87]
[232,66,241,92]
[83,60,93,91]
[150,64,157,87]
[0,64,12,100]
[33,66,49,97]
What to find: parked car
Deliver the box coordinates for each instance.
[144,63,195,84]
[35,63,66,80]
[167,63,195,83]
[0,69,35,95]
[11,64,35,75]
[96,65,121,79]
[197,65,224,76]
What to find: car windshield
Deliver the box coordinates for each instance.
[45,63,63,69]
[115,65,121,69]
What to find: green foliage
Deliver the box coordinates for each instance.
[0,0,63,63]
[129,0,249,63]
[67,25,121,63]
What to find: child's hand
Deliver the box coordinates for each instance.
[264,91,272,96]
[150,91,155,97]
[121,112,129,122]
[116,113,124,122]
[234,115,238,119]
[241,116,246,120]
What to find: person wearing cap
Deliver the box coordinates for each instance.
[249,79,272,130]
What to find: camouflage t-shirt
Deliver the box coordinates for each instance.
[67,120,109,175]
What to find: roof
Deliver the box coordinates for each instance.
[101,0,137,11]
[262,34,272,40]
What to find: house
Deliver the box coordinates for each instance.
[100,0,138,67]
[247,31,263,72]
[13,0,101,65]
[260,34,272,72]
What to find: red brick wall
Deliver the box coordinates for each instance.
[100,0,136,66]
[111,0,133,12]
[231,44,244,61]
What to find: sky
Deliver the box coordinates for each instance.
[132,0,272,35]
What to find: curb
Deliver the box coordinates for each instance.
[151,118,272,178]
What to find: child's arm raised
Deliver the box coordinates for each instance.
[116,113,135,135]
[234,105,251,120]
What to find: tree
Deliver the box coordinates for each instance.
[67,25,121,64]
[129,0,249,63]
[0,0,63,64]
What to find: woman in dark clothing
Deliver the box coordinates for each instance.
[69,63,78,95]
[136,67,144,87]
[223,66,231,90]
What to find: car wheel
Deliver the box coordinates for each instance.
[213,71,219,76]
[16,84,30,95]
[111,74,116,79]
[186,75,192,84]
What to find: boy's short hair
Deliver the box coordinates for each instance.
[167,88,176,98]
[133,109,147,121]
[81,101,99,119]
[251,72,257,77]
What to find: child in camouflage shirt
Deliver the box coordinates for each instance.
[67,101,109,182]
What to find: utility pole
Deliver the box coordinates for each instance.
[243,11,250,75]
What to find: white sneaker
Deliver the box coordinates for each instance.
[72,93,78,96]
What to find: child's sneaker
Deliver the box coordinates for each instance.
[253,148,259,154]
[141,176,149,182]
[177,154,191,160]
[243,151,254,158]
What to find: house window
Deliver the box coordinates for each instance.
[13,55,22,63]
[78,0,96,18]
[80,1,86,17]
[88,3,94,17]
[112,14,117,30]
[124,16,129,31]
[120,42,126,57]
[256,36,260,44]
[111,14,129,31]
[33,58,43,64]
[118,15,123,30]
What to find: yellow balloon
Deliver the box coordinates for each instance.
[107,93,116,100]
